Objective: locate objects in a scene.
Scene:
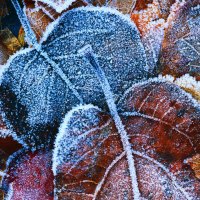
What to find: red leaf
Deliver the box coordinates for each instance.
[159,0,200,80]
[53,81,200,199]
[2,150,54,200]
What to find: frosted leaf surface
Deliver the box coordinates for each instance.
[159,0,200,80]
[36,0,78,13]
[159,74,200,102]
[53,81,200,199]
[2,149,54,200]
[0,7,148,147]
[24,0,87,41]
[108,0,136,14]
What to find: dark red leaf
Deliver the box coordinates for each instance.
[2,149,54,200]
[53,81,200,199]
[159,0,200,80]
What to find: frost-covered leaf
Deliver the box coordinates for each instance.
[159,0,200,80]
[185,154,200,180]
[24,0,87,41]
[0,7,148,148]
[35,0,86,13]
[53,81,200,199]
[108,0,136,14]
[159,74,200,103]
[131,0,172,75]
[88,0,136,14]
[0,42,10,65]
[86,0,107,6]
[134,0,176,20]
[2,149,54,200]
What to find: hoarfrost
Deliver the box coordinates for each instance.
[35,0,77,13]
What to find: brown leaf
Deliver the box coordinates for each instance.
[18,26,26,47]
[131,0,173,35]
[159,0,200,80]
[0,28,21,54]
[186,154,200,179]
[89,0,136,14]
[131,0,177,75]
[53,81,200,199]
[0,0,8,17]
[108,0,136,14]
[87,0,106,6]
[24,0,87,41]
[0,42,10,65]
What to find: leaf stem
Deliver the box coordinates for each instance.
[11,0,38,48]
[78,45,141,199]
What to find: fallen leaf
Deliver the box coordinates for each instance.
[18,26,26,46]
[53,80,200,199]
[0,0,8,17]
[0,28,21,53]
[159,74,200,103]
[0,42,10,65]
[2,149,54,200]
[35,0,87,13]
[24,0,87,41]
[0,7,148,148]
[108,0,136,14]
[131,0,175,76]
[159,0,200,80]
[134,0,153,11]
[185,154,200,180]
[86,0,106,6]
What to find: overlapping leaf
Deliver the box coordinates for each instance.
[159,0,200,80]
[24,0,87,41]
[0,7,148,148]
[53,80,200,199]
[35,0,86,13]
[2,149,54,200]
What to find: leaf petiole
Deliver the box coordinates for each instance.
[11,0,38,48]
[78,45,141,200]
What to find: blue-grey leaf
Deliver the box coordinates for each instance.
[0,7,148,148]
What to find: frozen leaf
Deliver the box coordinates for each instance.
[86,0,107,6]
[133,0,176,21]
[159,0,200,80]
[24,0,87,41]
[131,0,173,75]
[0,28,22,53]
[0,42,10,65]
[131,0,165,35]
[35,0,86,13]
[88,0,136,14]
[18,26,26,46]
[156,0,176,19]
[141,22,165,76]
[108,0,136,14]
[0,7,148,148]
[134,0,153,11]
[2,149,54,200]
[159,74,200,103]
[185,154,200,179]
[53,80,200,199]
